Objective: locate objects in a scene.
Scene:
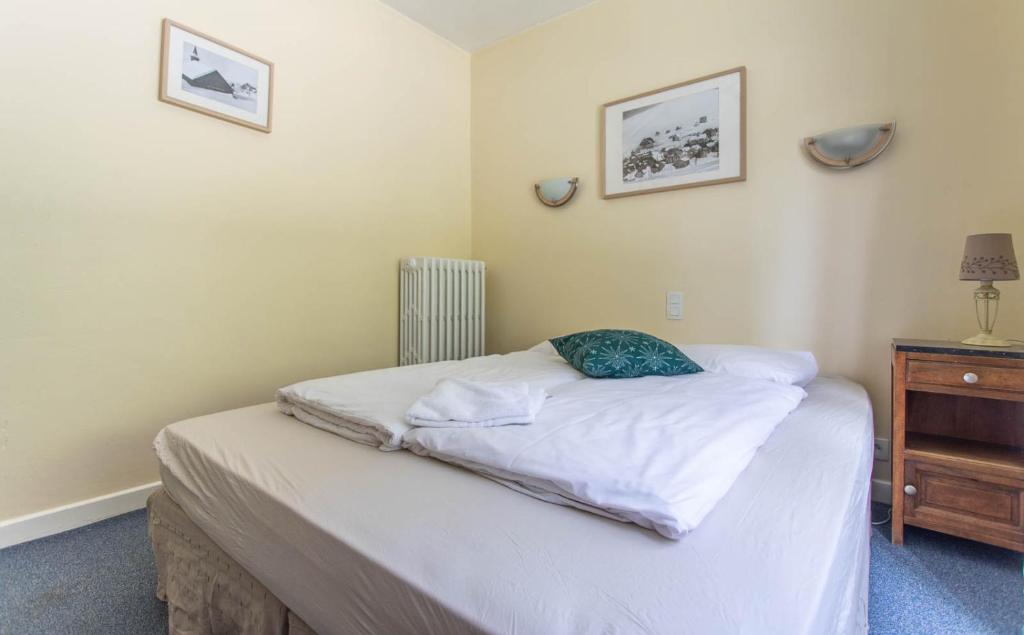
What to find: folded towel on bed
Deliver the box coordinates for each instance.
[406,379,548,428]
[277,351,583,450]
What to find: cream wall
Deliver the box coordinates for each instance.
[0,0,470,520]
[5,0,1023,523]
[471,0,1024,472]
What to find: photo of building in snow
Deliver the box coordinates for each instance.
[181,42,259,114]
[621,88,720,184]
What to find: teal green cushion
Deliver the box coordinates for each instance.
[550,329,703,379]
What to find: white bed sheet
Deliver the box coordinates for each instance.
[154,377,873,635]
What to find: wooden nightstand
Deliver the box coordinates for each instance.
[891,339,1024,552]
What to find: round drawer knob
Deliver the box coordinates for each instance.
[963,372,979,384]
[904,484,918,496]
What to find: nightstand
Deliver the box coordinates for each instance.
[891,339,1024,552]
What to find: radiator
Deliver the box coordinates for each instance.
[400,257,486,366]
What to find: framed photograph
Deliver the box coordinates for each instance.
[159,19,273,133]
[601,66,745,199]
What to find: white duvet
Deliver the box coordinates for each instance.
[405,372,807,539]
[277,351,582,450]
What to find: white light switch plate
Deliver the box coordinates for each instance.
[666,291,683,320]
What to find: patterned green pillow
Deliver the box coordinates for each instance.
[550,329,703,379]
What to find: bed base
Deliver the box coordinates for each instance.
[147,488,320,635]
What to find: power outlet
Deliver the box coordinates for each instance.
[874,438,890,462]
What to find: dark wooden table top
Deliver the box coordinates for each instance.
[893,338,1024,360]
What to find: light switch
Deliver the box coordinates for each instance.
[666,291,683,320]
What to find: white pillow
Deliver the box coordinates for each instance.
[528,340,558,355]
[677,344,818,386]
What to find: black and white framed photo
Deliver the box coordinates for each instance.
[601,67,745,198]
[159,19,273,133]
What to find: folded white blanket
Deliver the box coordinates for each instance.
[277,351,582,450]
[404,372,807,539]
[406,379,547,428]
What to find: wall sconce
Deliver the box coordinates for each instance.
[534,177,579,207]
[804,122,895,169]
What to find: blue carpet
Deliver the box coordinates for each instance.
[869,504,1022,634]
[0,505,1020,634]
[0,510,167,635]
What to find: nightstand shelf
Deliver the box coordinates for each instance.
[892,339,1024,553]
[905,432,1024,474]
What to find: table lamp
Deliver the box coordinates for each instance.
[959,233,1019,346]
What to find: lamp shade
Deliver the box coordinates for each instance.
[534,177,579,207]
[803,122,895,169]
[959,233,1019,281]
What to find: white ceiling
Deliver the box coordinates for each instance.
[378,0,598,52]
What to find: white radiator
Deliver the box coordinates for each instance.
[400,257,486,366]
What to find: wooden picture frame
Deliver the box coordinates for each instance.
[601,66,746,199]
[159,19,274,133]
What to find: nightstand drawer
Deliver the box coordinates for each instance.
[907,359,1024,394]
[904,458,1024,550]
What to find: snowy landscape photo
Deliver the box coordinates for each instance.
[159,20,273,132]
[602,67,745,198]
[621,88,719,184]
[181,42,259,114]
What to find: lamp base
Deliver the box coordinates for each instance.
[961,332,1013,347]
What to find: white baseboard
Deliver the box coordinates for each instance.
[0,481,161,550]
[871,478,892,505]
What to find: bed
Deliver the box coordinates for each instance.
[151,375,873,634]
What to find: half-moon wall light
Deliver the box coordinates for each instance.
[534,177,579,207]
[804,122,895,169]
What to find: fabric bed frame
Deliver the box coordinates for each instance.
[148,488,321,635]
[150,376,873,634]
